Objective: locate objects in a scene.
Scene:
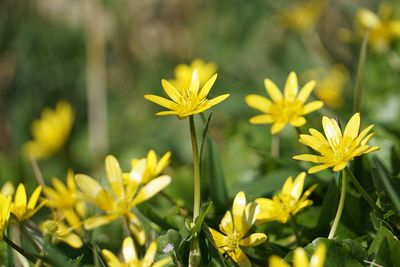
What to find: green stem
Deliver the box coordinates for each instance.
[189,115,201,223]
[33,233,51,267]
[271,133,280,158]
[328,170,347,239]
[346,167,382,215]
[290,216,301,245]
[3,236,37,263]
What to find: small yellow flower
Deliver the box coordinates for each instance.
[124,150,171,184]
[209,192,267,267]
[1,182,15,196]
[294,113,379,173]
[171,58,217,90]
[255,173,316,224]
[44,169,86,229]
[101,237,171,267]
[40,219,83,249]
[354,2,400,53]
[279,1,324,32]
[269,243,326,267]
[245,72,323,134]
[0,193,12,240]
[11,184,45,222]
[75,155,171,244]
[144,70,230,119]
[23,100,74,160]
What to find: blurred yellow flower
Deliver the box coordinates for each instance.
[44,169,86,230]
[102,237,171,267]
[11,183,45,222]
[171,58,217,90]
[41,219,83,249]
[306,65,348,109]
[279,1,324,32]
[209,192,267,267]
[23,100,74,160]
[145,70,230,119]
[255,172,316,224]
[0,193,12,240]
[269,243,326,267]
[294,113,379,173]
[245,72,323,134]
[75,155,171,245]
[124,150,171,184]
[1,182,15,196]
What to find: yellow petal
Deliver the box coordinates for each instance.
[14,184,27,208]
[343,113,360,139]
[249,115,274,124]
[199,73,218,99]
[123,237,137,263]
[310,243,327,267]
[284,72,298,102]
[153,257,172,267]
[60,233,83,248]
[322,116,342,147]
[143,241,157,266]
[27,186,42,210]
[332,162,348,172]
[297,80,316,103]
[271,122,286,134]
[230,248,251,267]
[132,175,171,205]
[255,198,277,224]
[75,174,104,201]
[155,151,171,175]
[239,233,267,247]
[105,155,124,198]
[309,164,331,174]
[293,154,325,163]
[155,111,178,116]
[144,95,179,110]
[204,94,230,109]
[281,176,294,196]
[302,101,323,115]
[83,214,118,230]
[290,116,306,127]
[242,202,259,234]
[245,94,272,113]
[101,249,122,267]
[294,248,309,267]
[208,228,227,248]
[232,191,246,235]
[51,177,67,193]
[269,255,291,267]
[219,210,233,235]
[147,150,157,173]
[298,134,323,152]
[290,172,306,201]
[189,69,200,94]
[264,79,283,102]
[161,79,180,102]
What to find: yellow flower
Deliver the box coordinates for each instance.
[1,182,15,196]
[255,173,316,224]
[354,2,400,53]
[306,65,348,109]
[245,72,323,134]
[293,113,379,173]
[11,184,45,222]
[40,219,83,249]
[43,169,86,230]
[209,192,267,267]
[75,155,171,244]
[269,243,326,267]
[144,70,230,119]
[0,193,12,240]
[171,58,217,90]
[279,1,324,32]
[23,100,74,160]
[101,237,171,267]
[124,150,171,184]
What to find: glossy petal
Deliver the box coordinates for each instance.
[294,248,309,267]
[132,175,171,205]
[343,113,360,139]
[284,72,298,102]
[105,155,124,198]
[245,94,272,113]
[239,233,267,247]
[122,237,137,263]
[264,79,283,102]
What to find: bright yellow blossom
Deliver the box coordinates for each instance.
[44,169,86,229]
[23,101,74,160]
[11,183,45,222]
[279,1,324,32]
[269,243,326,267]
[294,113,379,173]
[1,182,15,196]
[209,192,267,267]
[144,70,230,119]
[245,72,323,134]
[0,193,12,240]
[354,2,400,53]
[255,173,316,224]
[75,155,171,244]
[40,219,83,249]
[171,58,217,90]
[124,150,171,184]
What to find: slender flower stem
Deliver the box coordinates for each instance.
[189,115,201,222]
[3,236,37,263]
[346,167,382,215]
[30,157,45,186]
[271,133,280,158]
[328,170,347,239]
[290,216,301,245]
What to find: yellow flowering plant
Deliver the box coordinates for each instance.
[269,243,326,267]
[40,219,83,249]
[0,193,12,240]
[10,183,45,222]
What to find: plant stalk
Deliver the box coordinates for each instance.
[189,115,201,222]
[328,170,347,239]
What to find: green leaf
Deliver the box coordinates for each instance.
[390,145,400,176]
[190,202,212,237]
[369,225,400,267]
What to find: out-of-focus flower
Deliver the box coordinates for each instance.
[41,219,83,249]
[11,184,45,222]
[305,65,348,109]
[255,173,316,224]
[23,101,74,160]
[294,113,379,173]
[124,150,171,184]
[0,193,12,240]
[101,237,171,267]
[1,182,15,196]
[269,243,326,267]
[171,59,217,90]
[245,72,323,134]
[209,192,267,267]
[145,70,229,119]
[75,155,171,245]
[44,169,85,229]
[279,1,325,32]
